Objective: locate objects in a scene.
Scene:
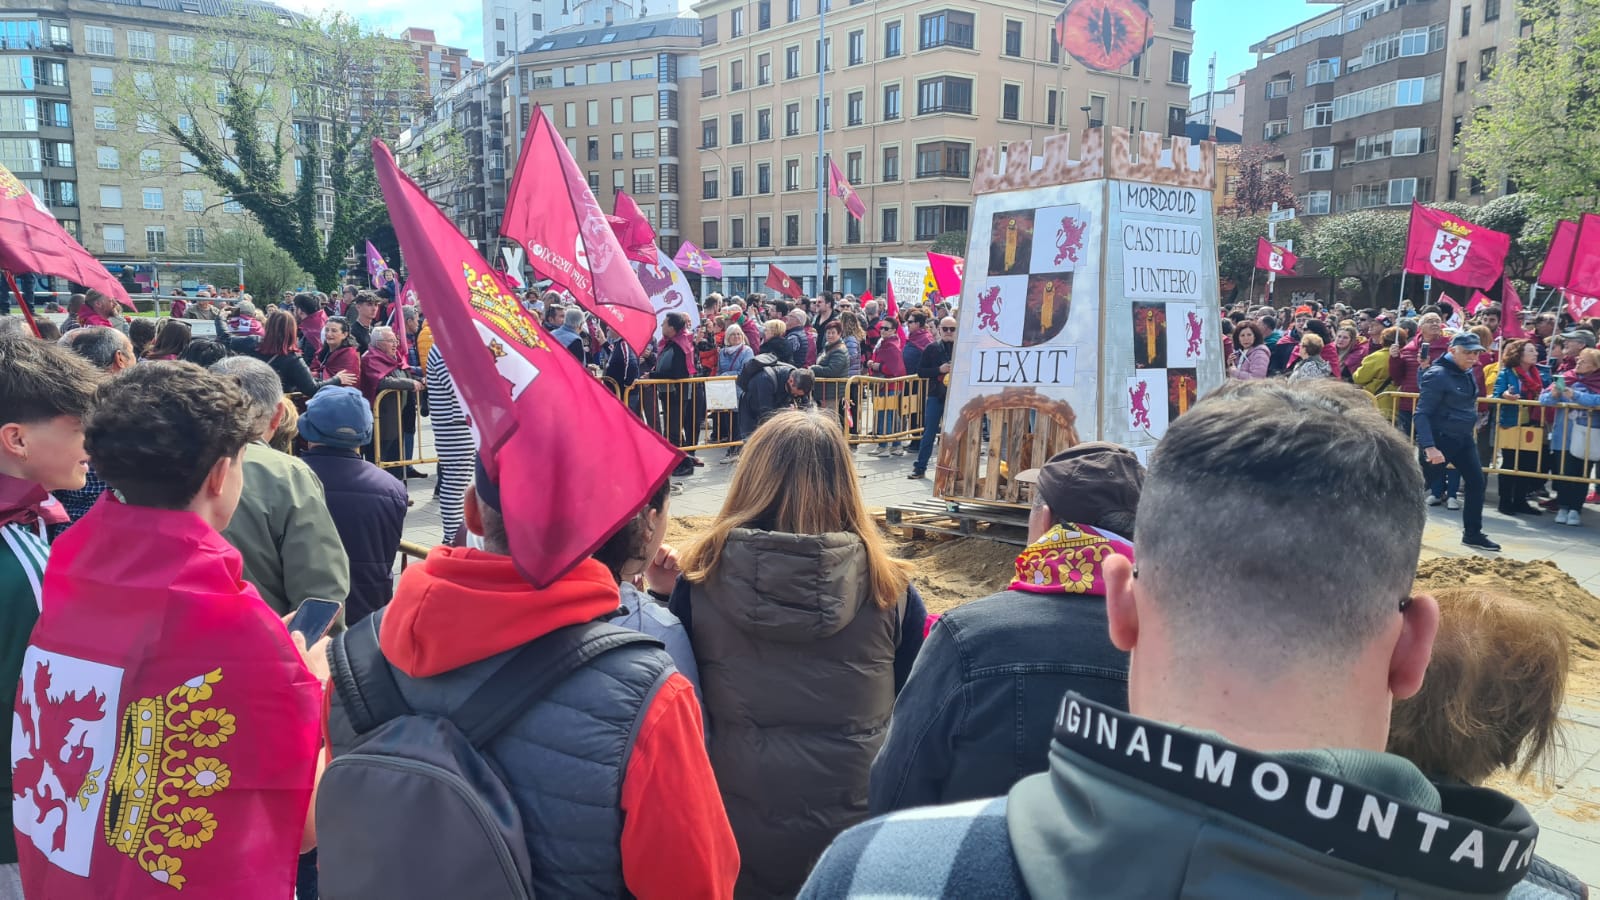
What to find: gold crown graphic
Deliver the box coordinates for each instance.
[1440,220,1471,238]
[463,262,548,352]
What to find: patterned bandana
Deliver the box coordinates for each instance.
[1009,524,1134,596]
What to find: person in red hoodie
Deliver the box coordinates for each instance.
[323,460,739,898]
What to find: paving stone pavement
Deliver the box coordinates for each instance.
[396,428,1600,887]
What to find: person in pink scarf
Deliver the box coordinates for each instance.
[360,325,421,475]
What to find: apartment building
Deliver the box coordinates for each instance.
[400,65,499,249]
[1239,0,1520,219]
[490,16,702,259]
[400,27,478,100]
[483,0,656,66]
[691,0,1196,296]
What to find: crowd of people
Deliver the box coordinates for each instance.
[1,273,1597,900]
[1226,299,1600,546]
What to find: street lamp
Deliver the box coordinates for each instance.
[1080,105,1093,131]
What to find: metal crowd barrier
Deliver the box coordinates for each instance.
[618,374,933,454]
[372,387,441,470]
[1375,391,1600,486]
[398,540,430,573]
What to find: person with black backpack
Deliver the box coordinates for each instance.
[317,458,739,899]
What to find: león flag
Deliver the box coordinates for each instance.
[1254,237,1298,276]
[0,163,133,308]
[372,140,683,587]
[1402,202,1510,289]
[766,263,802,299]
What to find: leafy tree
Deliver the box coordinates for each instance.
[1460,0,1600,206]
[1225,144,1297,217]
[930,230,969,255]
[1215,213,1307,290]
[1469,193,1556,281]
[208,224,316,301]
[120,10,424,289]
[1305,210,1411,305]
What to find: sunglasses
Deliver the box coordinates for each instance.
[941,327,957,333]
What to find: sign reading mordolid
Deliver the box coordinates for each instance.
[938,129,1222,499]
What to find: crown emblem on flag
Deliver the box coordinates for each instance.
[463,262,547,351]
[1440,220,1471,238]
[0,166,25,201]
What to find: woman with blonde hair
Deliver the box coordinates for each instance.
[673,409,927,899]
[1288,332,1332,380]
[1388,587,1583,898]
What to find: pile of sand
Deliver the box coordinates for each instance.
[1414,557,1600,665]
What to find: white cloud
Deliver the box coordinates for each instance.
[278,0,484,58]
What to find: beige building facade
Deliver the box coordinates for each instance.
[689,0,1196,296]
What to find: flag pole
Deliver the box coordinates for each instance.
[2,270,41,338]
[1249,267,1257,305]
[815,1,827,298]
[1395,269,1408,321]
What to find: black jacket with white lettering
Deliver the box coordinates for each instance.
[810,695,1551,899]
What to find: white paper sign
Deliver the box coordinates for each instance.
[886,257,933,307]
[705,379,738,411]
[1120,220,1204,301]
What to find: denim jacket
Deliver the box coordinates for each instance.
[867,589,1128,816]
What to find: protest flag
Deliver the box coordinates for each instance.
[673,241,724,278]
[0,163,133,309]
[1438,296,1465,330]
[766,263,802,299]
[1561,214,1600,302]
[1498,277,1528,339]
[1570,292,1600,321]
[926,252,965,299]
[633,249,701,333]
[1402,201,1511,289]
[372,139,682,587]
[501,105,657,354]
[610,191,659,266]
[1254,237,1298,276]
[1536,220,1578,288]
[826,157,866,221]
[365,241,388,288]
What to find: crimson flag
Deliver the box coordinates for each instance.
[1499,277,1528,339]
[766,263,802,299]
[609,191,659,266]
[501,106,656,354]
[365,241,388,288]
[1536,220,1579,288]
[1560,214,1600,300]
[0,164,133,309]
[1570,292,1600,322]
[826,157,866,221]
[15,497,321,897]
[926,252,965,299]
[1254,237,1298,276]
[373,140,682,588]
[1403,202,1510,289]
[1438,296,1465,330]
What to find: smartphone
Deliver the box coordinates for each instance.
[287,598,343,642]
[1554,374,1567,390]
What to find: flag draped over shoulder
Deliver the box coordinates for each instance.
[372,139,683,588]
[14,498,321,899]
[766,263,802,299]
[500,106,657,354]
[1402,202,1510,289]
[1254,237,1298,275]
[0,163,133,309]
[926,252,964,300]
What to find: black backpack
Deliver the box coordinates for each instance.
[317,611,663,899]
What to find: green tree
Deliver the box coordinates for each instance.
[1460,0,1600,206]
[1305,210,1411,305]
[1470,193,1556,281]
[121,10,424,289]
[208,224,315,301]
[930,230,969,255]
[1215,214,1307,290]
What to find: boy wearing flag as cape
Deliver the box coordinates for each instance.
[13,363,324,899]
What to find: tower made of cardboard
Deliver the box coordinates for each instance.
[935,128,1223,504]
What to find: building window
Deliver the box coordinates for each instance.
[847,150,863,182]
[1461,5,1471,37]
[758,162,771,194]
[89,66,114,95]
[1002,84,1020,121]
[788,0,801,23]
[185,227,205,255]
[882,146,900,181]
[633,131,656,158]
[785,45,800,79]
[847,91,864,126]
[102,225,125,253]
[94,107,116,130]
[1304,102,1333,129]
[784,214,800,246]
[785,102,801,136]
[757,108,772,140]
[883,83,902,120]
[701,15,719,45]
[1302,191,1331,215]
[1448,169,1459,199]
[731,217,745,248]
[919,11,975,50]
[1263,120,1290,140]
[97,147,119,169]
[701,118,718,148]
[1005,20,1023,57]
[146,226,166,254]
[914,205,968,241]
[1485,0,1500,21]
[730,59,744,91]
[1332,75,1442,122]
[881,207,899,242]
[1388,177,1419,205]
[1047,89,1058,125]
[183,189,204,212]
[702,65,719,97]
[785,158,801,190]
[730,166,744,196]
[916,141,971,178]
[659,163,678,192]
[99,185,122,209]
[846,216,861,245]
[702,220,719,249]
[84,25,113,56]
[139,150,162,173]
[1175,0,1193,28]
[127,30,155,60]
[1453,115,1464,141]
[731,7,744,37]
[1265,78,1292,98]
[848,29,865,65]
[1171,51,1190,85]
[758,53,771,85]
[1300,146,1333,172]
[758,216,771,246]
[758,0,771,29]
[917,76,973,115]
[142,188,163,210]
[1479,47,1497,81]
[1456,60,1468,92]
[1305,58,1338,85]
[884,21,902,57]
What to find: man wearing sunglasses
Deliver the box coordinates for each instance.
[910,318,957,479]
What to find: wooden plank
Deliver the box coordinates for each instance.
[981,415,1004,501]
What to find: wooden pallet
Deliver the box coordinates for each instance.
[882,499,1032,546]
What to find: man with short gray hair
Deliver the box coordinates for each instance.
[58,326,134,373]
[551,306,589,365]
[210,356,349,622]
[804,380,1542,898]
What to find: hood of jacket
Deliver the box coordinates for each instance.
[696,528,872,642]
[1008,695,1539,899]
[379,547,622,677]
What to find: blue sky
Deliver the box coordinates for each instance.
[1190,1,1325,95]
[282,0,484,56]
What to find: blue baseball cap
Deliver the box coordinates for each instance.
[299,386,372,448]
[1450,332,1486,352]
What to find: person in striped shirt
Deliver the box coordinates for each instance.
[0,335,102,893]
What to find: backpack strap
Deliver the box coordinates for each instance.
[451,621,662,747]
[329,610,412,735]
